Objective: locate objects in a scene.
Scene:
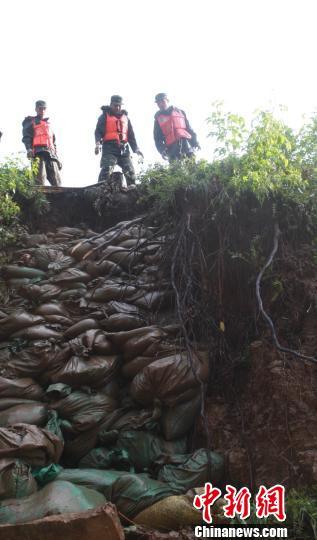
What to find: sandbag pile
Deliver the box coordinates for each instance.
[0,221,223,526]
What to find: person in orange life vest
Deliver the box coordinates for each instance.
[154,93,200,161]
[94,95,143,186]
[22,100,61,186]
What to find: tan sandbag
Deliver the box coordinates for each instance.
[31,248,74,272]
[0,424,63,466]
[0,311,45,339]
[101,313,144,332]
[64,319,100,339]
[0,503,124,540]
[6,343,71,380]
[130,351,209,407]
[84,260,121,278]
[44,315,73,326]
[57,227,86,237]
[85,284,136,303]
[70,241,95,260]
[100,245,138,266]
[122,328,166,361]
[82,329,115,355]
[19,284,62,301]
[0,377,44,400]
[49,390,117,433]
[107,325,165,353]
[7,278,32,288]
[134,495,202,529]
[68,330,114,356]
[106,301,139,315]
[0,459,38,500]
[35,303,69,317]
[0,398,40,411]
[50,355,119,388]
[132,290,168,310]
[11,325,62,341]
[118,238,145,249]
[0,403,48,428]
[144,253,162,265]
[59,288,86,300]
[50,268,91,284]
[20,233,48,247]
[121,356,156,378]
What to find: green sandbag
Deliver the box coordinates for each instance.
[161,394,201,441]
[79,447,130,471]
[32,464,63,486]
[44,410,64,443]
[0,459,38,500]
[114,430,187,471]
[1,266,46,280]
[157,448,224,493]
[111,473,177,518]
[58,468,127,499]
[0,480,106,524]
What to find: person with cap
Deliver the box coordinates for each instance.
[22,100,62,186]
[154,93,200,161]
[94,95,143,186]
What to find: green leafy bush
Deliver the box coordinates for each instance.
[0,156,45,247]
[140,105,317,212]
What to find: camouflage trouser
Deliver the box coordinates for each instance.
[34,155,61,186]
[98,152,136,186]
[167,139,195,162]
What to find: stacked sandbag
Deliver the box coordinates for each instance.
[0,219,223,528]
[0,459,38,500]
[0,481,106,524]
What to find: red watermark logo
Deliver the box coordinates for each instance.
[193,484,286,524]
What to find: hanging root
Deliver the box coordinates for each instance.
[256,222,317,364]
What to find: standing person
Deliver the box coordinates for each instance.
[153,93,200,161]
[22,100,62,186]
[94,95,143,186]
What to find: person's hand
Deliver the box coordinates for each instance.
[57,160,63,171]
[161,150,168,161]
[195,143,201,151]
[95,144,101,155]
[135,149,144,159]
[27,149,33,159]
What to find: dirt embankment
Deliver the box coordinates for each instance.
[29,186,317,492]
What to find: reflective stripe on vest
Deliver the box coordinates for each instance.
[103,113,128,143]
[157,110,191,146]
[32,119,54,149]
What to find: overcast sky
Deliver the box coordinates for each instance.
[1,0,316,186]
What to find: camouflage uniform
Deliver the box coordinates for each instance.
[22,116,61,187]
[95,105,140,187]
[98,147,136,185]
[34,153,61,186]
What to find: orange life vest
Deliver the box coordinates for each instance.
[157,110,191,146]
[103,113,128,143]
[32,119,54,149]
